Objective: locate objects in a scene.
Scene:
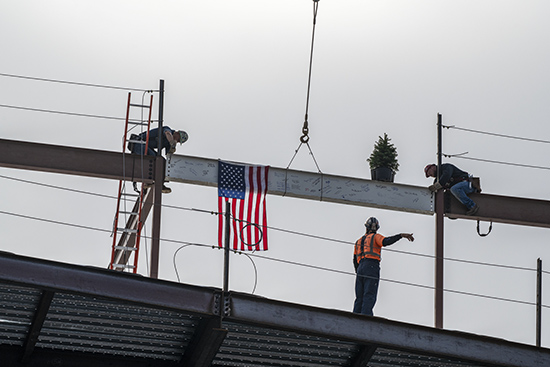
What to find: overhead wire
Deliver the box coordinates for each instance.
[0,72,156,92]
[443,125,550,144]
[444,154,550,171]
[442,124,550,170]
[0,172,538,273]
[0,103,156,123]
[0,207,547,309]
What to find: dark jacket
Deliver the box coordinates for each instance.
[436,163,469,189]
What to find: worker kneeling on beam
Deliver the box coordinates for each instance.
[353,217,414,316]
[424,163,479,216]
[128,126,188,193]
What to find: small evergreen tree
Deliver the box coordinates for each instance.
[367,133,399,172]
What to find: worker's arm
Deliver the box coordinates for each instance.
[382,233,414,247]
[438,165,452,187]
[164,130,177,153]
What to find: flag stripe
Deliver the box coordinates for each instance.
[218,161,269,251]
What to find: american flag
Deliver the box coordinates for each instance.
[218,161,269,251]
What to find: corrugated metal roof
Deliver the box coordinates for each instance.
[0,252,547,367]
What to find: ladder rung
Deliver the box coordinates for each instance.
[120,210,140,215]
[129,103,151,108]
[128,121,149,126]
[117,228,139,234]
[114,246,137,251]
[112,264,136,269]
[121,192,140,198]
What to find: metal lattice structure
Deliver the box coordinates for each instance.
[0,251,548,367]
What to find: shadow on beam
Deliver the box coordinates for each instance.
[445,192,550,228]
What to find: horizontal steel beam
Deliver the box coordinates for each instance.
[0,138,155,183]
[445,192,550,228]
[1,251,549,367]
[0,251,215,316]
[227,291,550,367]
[166,154,434,215]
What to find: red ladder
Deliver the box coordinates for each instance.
[110,92,153,273]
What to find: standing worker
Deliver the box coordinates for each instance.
[128,126,188,193]
[353,217,414,316]
[424,163,479,216]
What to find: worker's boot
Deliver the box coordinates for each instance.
[466,204,479,216]
[162,184,172,194]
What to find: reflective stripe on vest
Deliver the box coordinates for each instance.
[355,233,381,262]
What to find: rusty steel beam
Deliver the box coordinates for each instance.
[0,251,216,315]
[21,290,55,363]
[445,192,550,228]
[0,138,155,183]
[179,317,228,367]
[227,291,550,367]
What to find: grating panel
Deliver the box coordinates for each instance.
[0,284,41,346]
[214,322,357,367]
[36,292,200,360]
[368,348,487,367]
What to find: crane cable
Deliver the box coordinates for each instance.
[284,0,323,198]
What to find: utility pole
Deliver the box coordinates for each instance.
[537,258,542,347]
[435,113,444,329]
[150,79,165,279]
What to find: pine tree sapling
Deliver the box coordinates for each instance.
[367,133,399,172]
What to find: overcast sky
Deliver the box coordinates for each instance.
[1,0,549,348]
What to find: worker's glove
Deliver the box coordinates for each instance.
[168,144,176,154]
[428,182,443,192]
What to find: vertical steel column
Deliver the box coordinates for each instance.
[223,201,231,293]
[150,80,165,279]
[157,79,164,157]
[537,258,542,347]
[435,113,444,329]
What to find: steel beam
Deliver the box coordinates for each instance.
[445,192,550,228]
[166,154,434,215]
[179,317,228,367]
[0,251,216,315]
[349,345,377,367]
[0,138,155,183]
[227,291,550,367]
[21,290,54,363]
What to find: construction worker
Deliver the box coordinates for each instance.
[128,126,188,193]
[128,126,188,156]
[353,217,414,316]
[424,163,479,215]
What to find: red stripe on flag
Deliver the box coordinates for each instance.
[217,162,269,251]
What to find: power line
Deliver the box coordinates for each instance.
[0,208,546,309]
[445,154,550,171]
[0,103,155,123]
[0,72,156,92]
[443,125,550,145]
[0,172,537,274]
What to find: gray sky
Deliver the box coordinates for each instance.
[1,0,549,347]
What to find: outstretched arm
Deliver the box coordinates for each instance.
[383,233,414,247]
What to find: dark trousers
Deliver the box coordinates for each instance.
[353,258,380,316]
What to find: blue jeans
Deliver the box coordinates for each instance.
[450,180,476,209]
[353,259,380,316]
[130,142,156,156]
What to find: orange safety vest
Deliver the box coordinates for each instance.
[354,233,384,263]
